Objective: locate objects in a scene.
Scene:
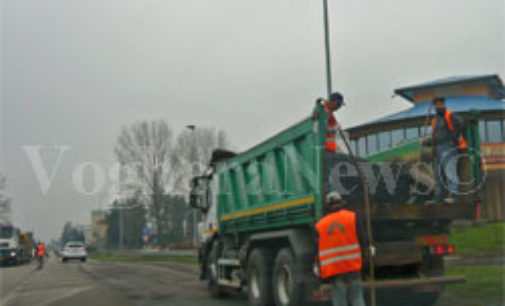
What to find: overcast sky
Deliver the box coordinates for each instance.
[2,0,504,241]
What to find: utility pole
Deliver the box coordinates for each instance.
[323,0,333,98]
[119,206,124,249]
[321,1,376,305]
[186,125,199,247]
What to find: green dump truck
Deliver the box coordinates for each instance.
[190,102,480,306]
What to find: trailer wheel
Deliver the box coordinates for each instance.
[247,248,274,306]
[207,241,228,298]
[273,248,305,306]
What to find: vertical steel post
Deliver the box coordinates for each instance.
[323,0,333,99]
[321,1,376,305]
[119,207,124,249]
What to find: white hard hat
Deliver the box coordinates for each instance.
[326,191,343,204]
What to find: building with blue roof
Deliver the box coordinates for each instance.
[346,74,504,220]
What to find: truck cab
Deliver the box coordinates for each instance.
[0,223,21,265]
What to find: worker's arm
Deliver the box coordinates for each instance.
[356,218,370,257]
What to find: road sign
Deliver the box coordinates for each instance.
[141,227,150,236]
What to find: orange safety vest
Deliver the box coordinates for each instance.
[431,110,468,149]
[323,102,338,152]
[37,244,45,257]
[315,210,362,279]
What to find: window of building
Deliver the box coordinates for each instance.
[501,120,505,141]
[367,134,378,155]
[358,137,366,157]
[486,120,504,143]
[405,126,419,140]
[425,125,432,137]
[391,129,404,147]
[418,125,430,138]
[479,120,487,142]
[378,131,391,152]
[350,139,357,155]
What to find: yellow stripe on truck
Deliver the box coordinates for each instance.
[220,196,315,221]
[204,228,218,234]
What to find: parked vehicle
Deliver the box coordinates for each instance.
[191,103,480,306]
[0,223,33,265]
[61,241,87,262]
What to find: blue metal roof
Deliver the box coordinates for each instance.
[349,96,505,130]
[394,74,505,102]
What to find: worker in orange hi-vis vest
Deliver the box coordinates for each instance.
[316,92,345,193]
[316,191,375,306]
[421,96,467,204]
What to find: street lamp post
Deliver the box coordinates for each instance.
[119,207,124,249]
[321,2,376,305]
[117,204,135,250]
[186,125,200,247]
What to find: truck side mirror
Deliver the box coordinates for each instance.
[189,193,199,209]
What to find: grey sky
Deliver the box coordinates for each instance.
[2,0,504,241]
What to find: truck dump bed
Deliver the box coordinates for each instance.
[218,114,322,233]
[217,104,477,236]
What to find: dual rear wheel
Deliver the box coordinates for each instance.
[247,247,305,306]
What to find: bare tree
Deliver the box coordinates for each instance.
[0,173,11,223]
[172,127,229,194]
[114,120,173,248]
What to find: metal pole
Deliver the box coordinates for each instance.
[323,0,333,98]
[321,1,376,305]
[119,207,124,249]
[187,125,199,247]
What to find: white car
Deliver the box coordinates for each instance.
[61,241,87,262]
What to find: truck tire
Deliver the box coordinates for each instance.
[247,248,274,306]
[273,248,305,306]
[207,241,228,298]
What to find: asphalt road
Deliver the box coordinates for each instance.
[0,256,492,306]
[0,256,246,306]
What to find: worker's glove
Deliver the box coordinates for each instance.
[369,245,376,257]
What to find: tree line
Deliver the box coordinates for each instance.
[57,120,229,249]
[108,120,229,249]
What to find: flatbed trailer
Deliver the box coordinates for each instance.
[190,102,480,306]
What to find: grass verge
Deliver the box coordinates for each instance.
[444,265,504,306]
[449,222,505,256]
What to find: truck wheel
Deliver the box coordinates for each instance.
[273,248,305,306]
[207,241,228,298]
[247,248,274,306]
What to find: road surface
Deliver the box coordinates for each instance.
[0,256,245,306]
[0,256,491,306]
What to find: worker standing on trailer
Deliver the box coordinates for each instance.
[316,192,372,306]
[422,97,467,204]
[318,92,345,192]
